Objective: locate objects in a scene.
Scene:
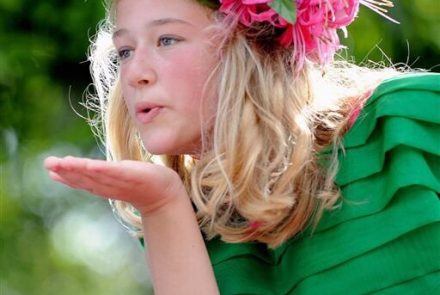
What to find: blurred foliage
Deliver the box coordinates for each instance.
[0,0,439,294]
[345,0,440,70]
[0,0,153,294]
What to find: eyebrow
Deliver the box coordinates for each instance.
[112,18,194,40]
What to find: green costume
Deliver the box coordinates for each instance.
[205,73,440,294]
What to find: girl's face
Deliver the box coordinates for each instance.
[113,0,218,155]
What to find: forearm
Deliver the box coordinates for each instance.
[141,195,219,295]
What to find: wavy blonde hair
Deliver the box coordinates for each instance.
[88,1,399,248]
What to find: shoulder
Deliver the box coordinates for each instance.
[348,72,440,127]
[204,73,440,295]
[352,72,439,134]
[335,72,440,185]
[346,72,440,145]
[315,72,440,235]
[324,73,440,223]
[295,72,440,293]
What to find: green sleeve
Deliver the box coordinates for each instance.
[205,73,440,295]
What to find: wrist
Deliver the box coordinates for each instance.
[139,186,193,221]
[134,168,189,217]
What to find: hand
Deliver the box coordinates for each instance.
[44,156,187,216]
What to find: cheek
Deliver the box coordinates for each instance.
[119,84,136,118]
[119,71,130,98]
[166,58,210,107]
[167,45,216,89]
[171,60,205,87]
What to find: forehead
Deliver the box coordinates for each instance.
[114,0,212,28]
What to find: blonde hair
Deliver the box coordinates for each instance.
[88,2,399,248]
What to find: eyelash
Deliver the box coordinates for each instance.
[117,36,182,61]
[157,36,181,47]
[118,48,132,60]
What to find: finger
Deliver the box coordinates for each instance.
[49,169,119,198]
[54,158,145,191]
[46,156,151,182]
[83,160,155,187]
[45,155,94,173]
[46,157,142,197]
[46,156,177,202]
[48,171,85,190]
[49,171,69,185]
[46,157,95,188]
[44,156,65,172]
[56,158,158,189]
[45,156,96,171]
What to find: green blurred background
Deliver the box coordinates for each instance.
[0,1,439,294]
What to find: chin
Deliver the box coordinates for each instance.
[142,140,200,156]
[143,144,175,156]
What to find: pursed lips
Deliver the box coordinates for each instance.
[134,101,163,124]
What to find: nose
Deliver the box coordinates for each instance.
[125,49,157,88]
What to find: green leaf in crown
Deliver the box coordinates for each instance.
[268,0,297,24]
[197,0,297,25]
[197,0,221,9]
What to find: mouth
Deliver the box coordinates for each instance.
[139,107,152,114]
[135,101,160,113]
[135,104,163,124]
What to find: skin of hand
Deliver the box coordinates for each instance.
[45,155,220,294]
[44,155,187,216]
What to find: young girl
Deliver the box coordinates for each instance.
[45,0,440,294]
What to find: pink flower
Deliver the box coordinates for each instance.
[219,0,289,27]
[282,0,360,66]
[218,0,361,68]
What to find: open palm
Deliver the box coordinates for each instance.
[44,156,187,216]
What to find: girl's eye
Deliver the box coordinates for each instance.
[118,48,132,60]
[158,36,180,47]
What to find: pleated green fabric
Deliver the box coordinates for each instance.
[205,73,440,295]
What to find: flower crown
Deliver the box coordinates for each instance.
[200,0,397,69]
